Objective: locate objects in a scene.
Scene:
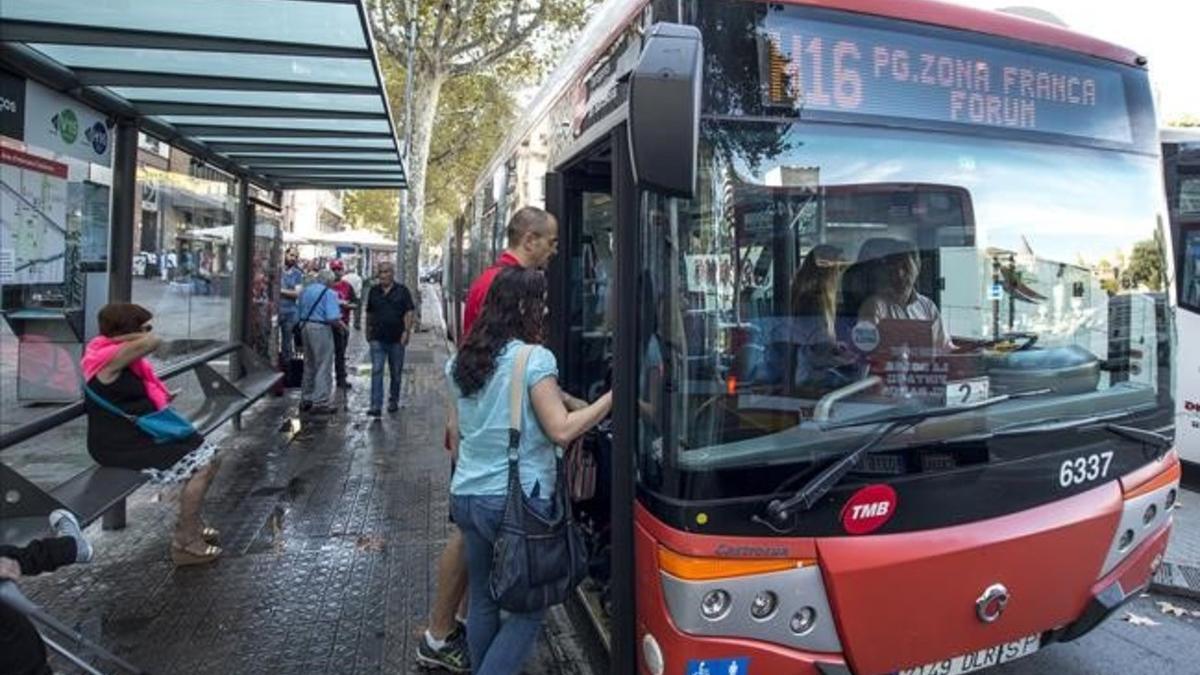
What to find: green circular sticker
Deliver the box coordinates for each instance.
[57,109,79,144]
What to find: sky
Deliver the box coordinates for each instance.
[955,1,1200,121]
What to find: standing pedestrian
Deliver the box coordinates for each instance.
[298,270,344,414]
[344,263,364,331]
[278,249,304,365]
[329,259,358,390]
[447,267,611,675]
[417,205,562,673]
[365,262,415,417]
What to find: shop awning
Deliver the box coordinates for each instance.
[305,228,397,250]
[0,0,406,190]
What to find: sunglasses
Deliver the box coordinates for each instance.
[141,324,153,332]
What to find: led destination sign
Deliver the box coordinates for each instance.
[762,14,1133,144]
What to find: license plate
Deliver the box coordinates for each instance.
[944,377,989,407]
[896,634,1040,675]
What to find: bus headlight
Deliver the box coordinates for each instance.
[1143,504,1157,526]
[750,591,778,620]
[700,589,731,620]
[642,633,664,675]
[789,606,817,635]
[1118,529,1135,551]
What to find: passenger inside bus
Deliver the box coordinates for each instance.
[767,245,858,394]
[849,237,953,353]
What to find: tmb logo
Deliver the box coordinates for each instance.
[840,484,898,535]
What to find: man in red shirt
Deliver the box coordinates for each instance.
[329,259,358,389]
[460,210,559,339]
[416,206,558,671]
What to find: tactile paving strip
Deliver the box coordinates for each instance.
[1152,562,1200,600]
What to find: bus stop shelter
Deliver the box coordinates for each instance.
[0,0,406,394]
[0,0,407,538]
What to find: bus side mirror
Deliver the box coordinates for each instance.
[628,23,702,200]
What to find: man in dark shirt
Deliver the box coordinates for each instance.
[365,262,415,417]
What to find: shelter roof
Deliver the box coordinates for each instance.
[0,0,406,189]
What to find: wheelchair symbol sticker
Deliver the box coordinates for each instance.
[687,657,750,675]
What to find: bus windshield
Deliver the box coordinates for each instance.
[637,119,1172,475]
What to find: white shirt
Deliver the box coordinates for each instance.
[343,272,363,296]
[859,292,952,350]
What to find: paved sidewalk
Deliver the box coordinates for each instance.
[15,286,594,674]
[1155,485,1200,599]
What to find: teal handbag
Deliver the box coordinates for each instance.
[84,385,196,444]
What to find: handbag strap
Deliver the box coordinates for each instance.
[83,385,137,423]
[507,344,534,461]
[300,286,329,324]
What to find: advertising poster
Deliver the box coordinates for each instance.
[0,146,69,284]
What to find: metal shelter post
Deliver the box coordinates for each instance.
[107,119,138,303]
[229,179,253,404]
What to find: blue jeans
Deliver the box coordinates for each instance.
[451,494,552,675]
[279,312,298,362]
[369,340,405,410]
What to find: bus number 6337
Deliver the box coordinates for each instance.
[1058,451,1114,488]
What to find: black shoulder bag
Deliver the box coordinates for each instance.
[489,346,589,613]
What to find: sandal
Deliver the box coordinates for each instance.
[201,525,220,546]
[171,541,222,567]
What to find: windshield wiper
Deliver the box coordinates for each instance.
[760,389,1051,529]
[818,388,1052,432]
[944,410,1171,457]
[1099,423,1172,453]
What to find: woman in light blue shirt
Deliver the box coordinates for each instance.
[446,267,611,675]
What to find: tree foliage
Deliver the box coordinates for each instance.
[344,69,517,246]
[367,0,588,286]
[1120,235,1167,292]
[423,72,518,248]
[343,189,399,234]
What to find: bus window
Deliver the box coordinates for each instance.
[1182,227,1200,311]
[647,120,1169,466]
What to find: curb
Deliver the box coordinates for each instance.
[1151,561,1200,600]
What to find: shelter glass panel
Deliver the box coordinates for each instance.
[6,0,367,49]
[108,89,386,114]
[130,160,238,365]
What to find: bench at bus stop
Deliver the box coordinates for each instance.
[0,342,282,547]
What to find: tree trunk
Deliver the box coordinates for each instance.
[401,65,445,294]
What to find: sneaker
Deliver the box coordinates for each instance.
[309,404,338,415]
[49,509,93,563]
[416,628,470,673]
[386,401,399,413]
[337,380,353,390]
[368,408,381,418]
[300,401,313,412]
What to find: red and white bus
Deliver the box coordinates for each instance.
[445,2,1181,673]
[1163,128,1200,470]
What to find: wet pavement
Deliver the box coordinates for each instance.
[13,286,595,675]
